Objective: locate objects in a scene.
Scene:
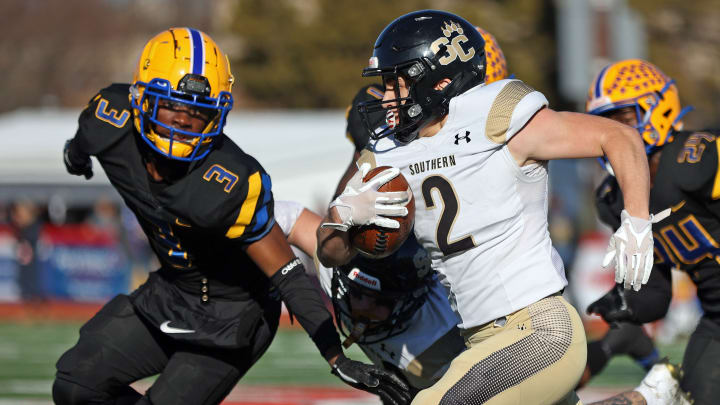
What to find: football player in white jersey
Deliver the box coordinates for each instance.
[274,201,685,405]
[317,9,658,405]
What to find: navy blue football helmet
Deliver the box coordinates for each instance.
[331,234,434,345]
[359,10,486,143]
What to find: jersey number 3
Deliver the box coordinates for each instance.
[421,175,476,256]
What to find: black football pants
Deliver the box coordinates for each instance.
[52,294,280,405]
[681,316,720,405]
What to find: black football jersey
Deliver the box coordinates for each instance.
[345,84,385,152]
[72,84,275,298]
[596,130,720,316]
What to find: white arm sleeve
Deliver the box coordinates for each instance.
[274,200,305,237]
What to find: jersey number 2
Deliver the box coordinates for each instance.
[421,175,476,256]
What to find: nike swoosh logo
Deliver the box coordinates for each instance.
[160,321,195,334]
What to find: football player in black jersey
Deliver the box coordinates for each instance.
[54,27,410,405]
[583,59,707,404]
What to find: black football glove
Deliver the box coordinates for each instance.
[587,284,637,324]
[63,139,93,179]
[331,354,412,405]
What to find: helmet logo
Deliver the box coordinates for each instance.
[441,21,464,36]
[348,268,381,291]
[430,20,475,66]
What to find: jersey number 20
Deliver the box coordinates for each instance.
[421,175,476,256]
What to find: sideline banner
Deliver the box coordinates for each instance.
[38,224,131,301]
[0,224,131,302]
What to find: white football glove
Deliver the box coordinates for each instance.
[321,163,410,232]
[602,208,671,291]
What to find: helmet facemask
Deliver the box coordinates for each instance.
[131,75,233,162]
[359,60,427,143]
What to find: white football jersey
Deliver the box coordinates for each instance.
[314,259,462,388]
[361,79,567,329]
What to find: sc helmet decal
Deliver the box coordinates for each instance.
[430,21,476,66]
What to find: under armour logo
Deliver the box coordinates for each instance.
[454,131,471,145]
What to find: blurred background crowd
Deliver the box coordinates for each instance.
[0,0,718,340]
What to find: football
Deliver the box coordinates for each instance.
[350,166,415,258]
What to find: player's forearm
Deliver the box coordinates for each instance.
[316,210,356,267]
[268,260,342,361]
[603,125,650,219]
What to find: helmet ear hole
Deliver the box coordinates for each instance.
[433,78,452,91]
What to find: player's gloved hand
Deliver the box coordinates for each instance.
[602,209,670,291]
[322,163,409,232]
[63,139,93,179]
[331,354,412,405]
[586,284,636,324]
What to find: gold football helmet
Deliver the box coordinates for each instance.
[131,28,234,161]
[476,27,509,84]
[586,59,689,155]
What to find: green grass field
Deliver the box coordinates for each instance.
[0,321,689,403]
[0,321,365,402]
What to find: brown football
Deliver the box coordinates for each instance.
[350,166,415,258]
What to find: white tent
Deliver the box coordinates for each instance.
[0,108,353,212]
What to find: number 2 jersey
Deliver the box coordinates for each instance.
[69,83,277,346]
[361,79,566,329]
[597,129,720,320]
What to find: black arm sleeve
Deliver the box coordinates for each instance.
[625,263,673,323]
[270,258,342,361]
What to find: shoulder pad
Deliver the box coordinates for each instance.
[192,139,275,242]
[451,80,547,145]
[484,80,548,144]
[75,84,133,155]
[664,130,720,196]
